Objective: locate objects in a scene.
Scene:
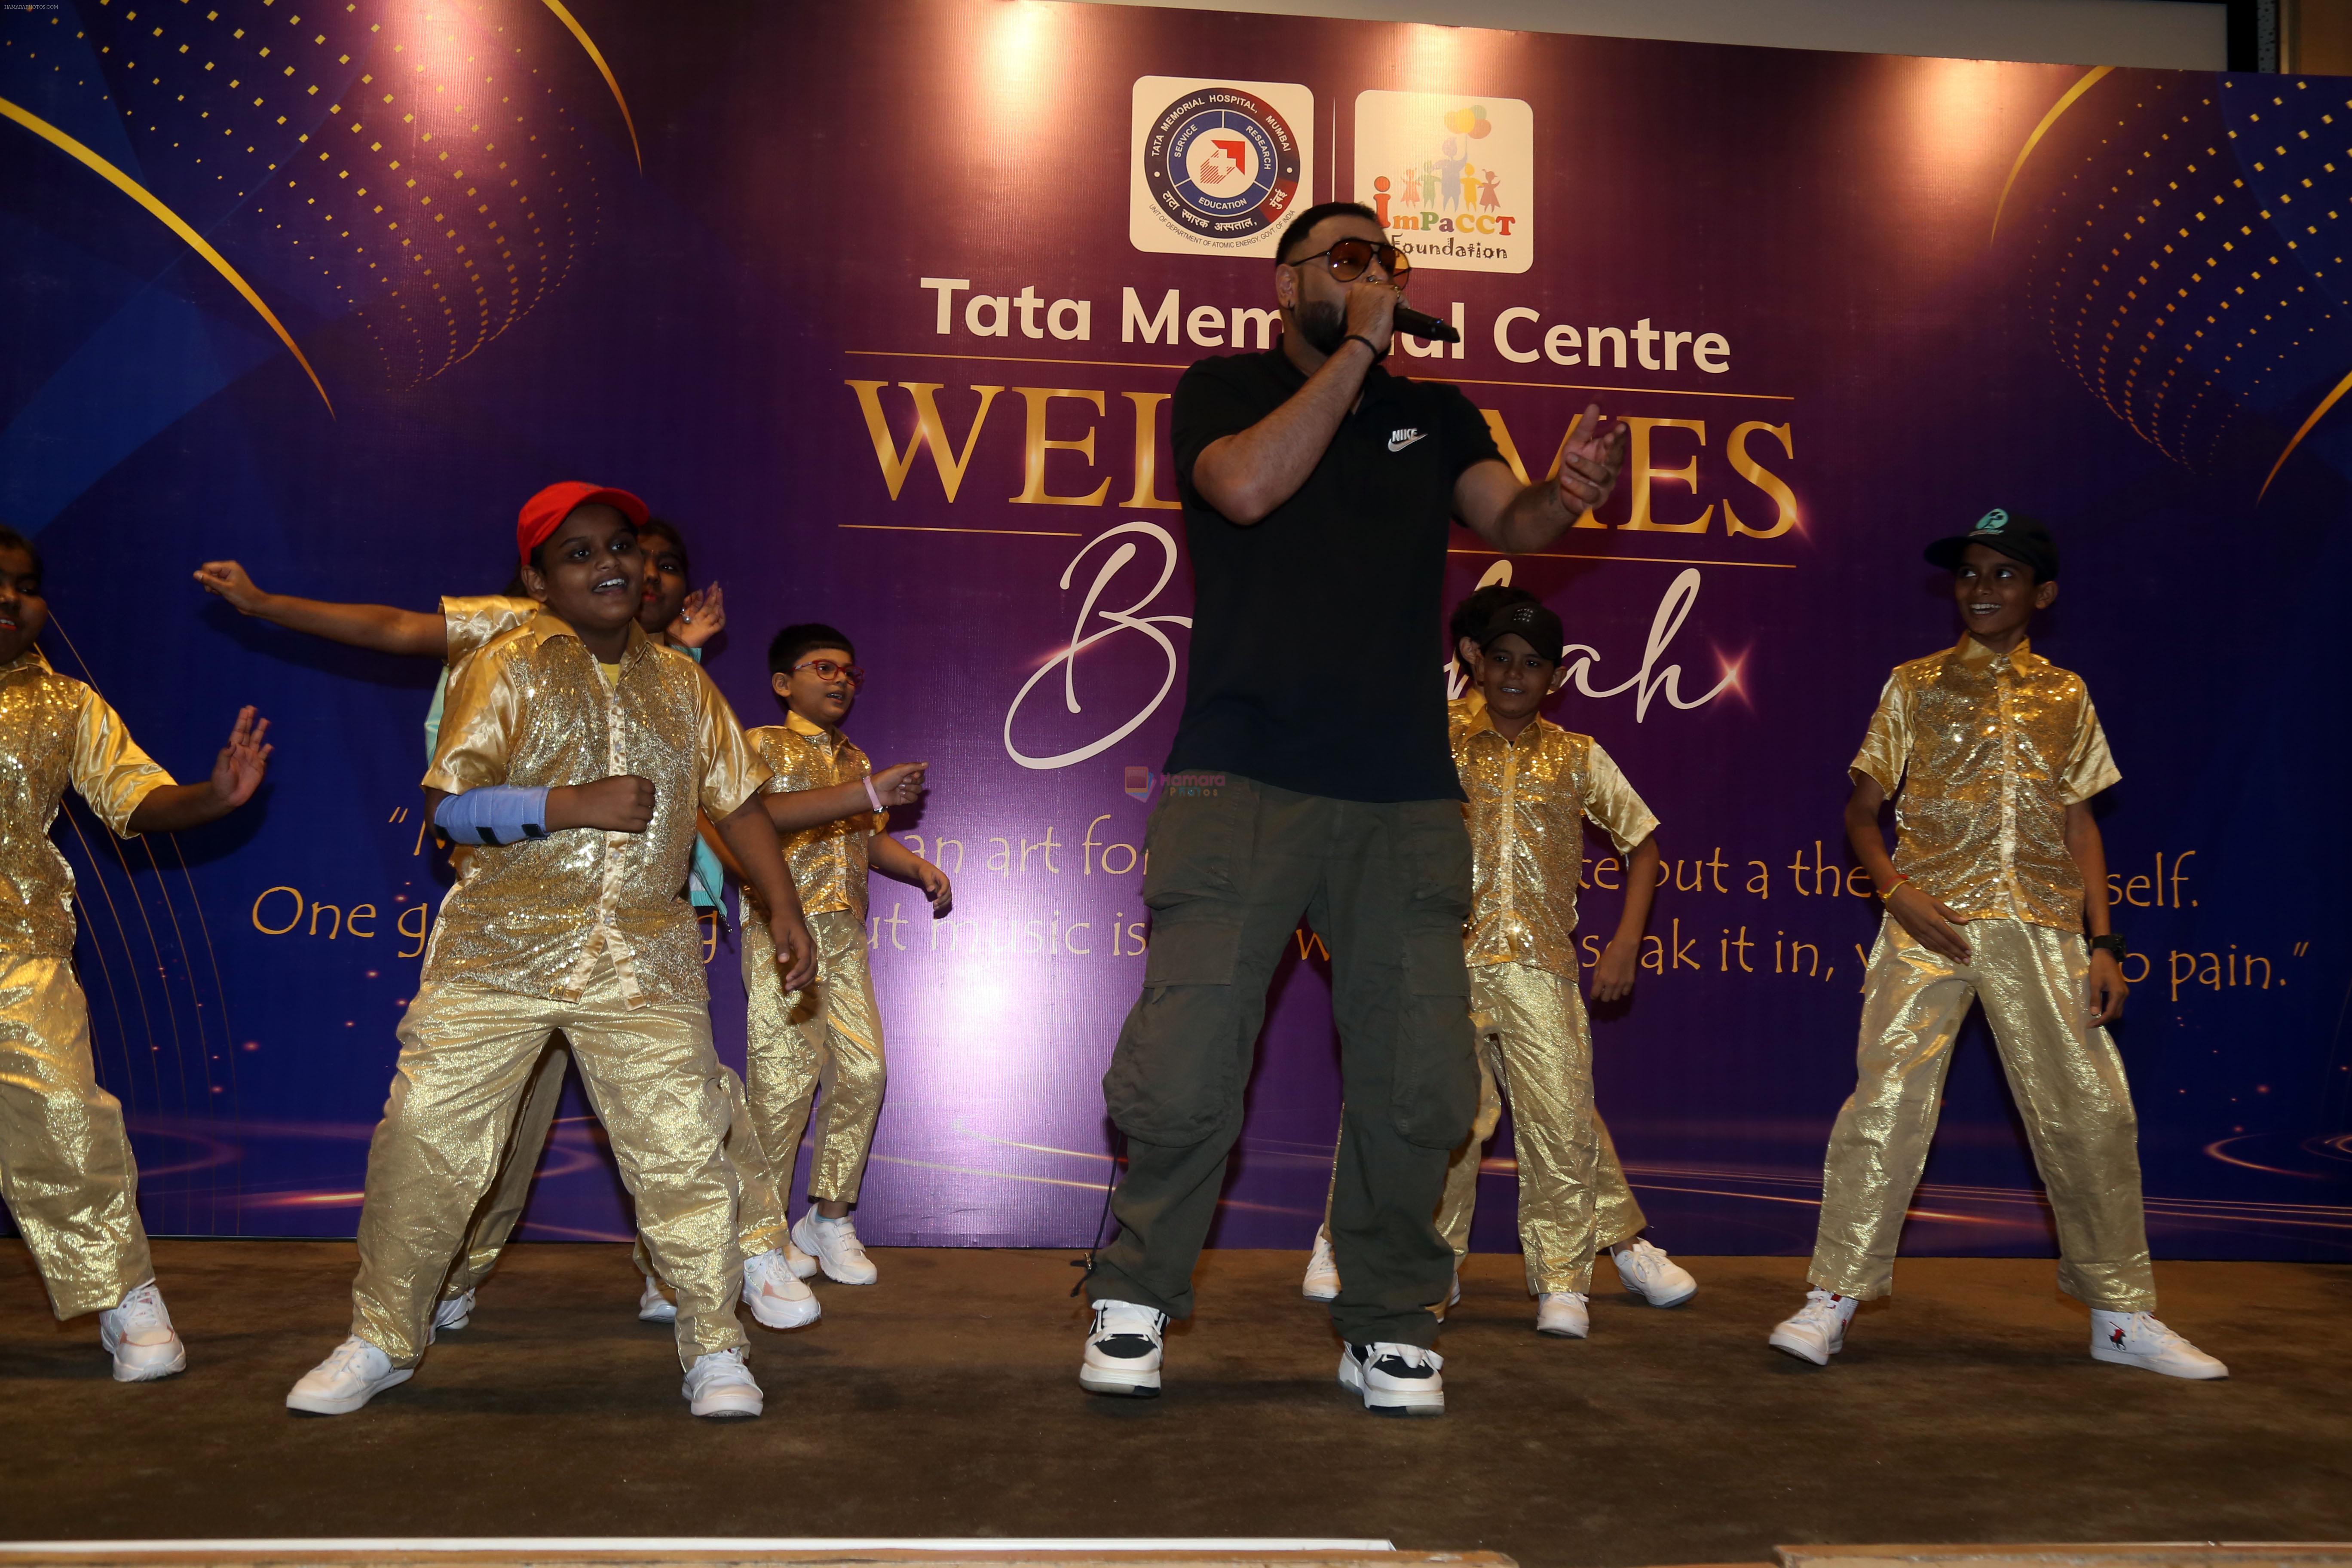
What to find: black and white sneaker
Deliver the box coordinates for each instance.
[1337,1341,1445,1417]
[1079,1298,1167,1397]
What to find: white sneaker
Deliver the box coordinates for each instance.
[286,1336,410,1415]
[682,1346,763,1418]
[1337,1341,1445,1417]
[2090,1310,2229,1380]
[98,1280,187,1383]
[785,1237,820,1281]
[1303,1231,1452,1307]
[432,1290,474,1334]
[1536,1292,1590,1338]
[1302,1226,1340,1301]
[791,1210,879,1285]
[637,1274,677,1323]
[1079,1298,1166,1397]
[1768,1288,1859,1365]
[1612,1237,1698,1307]
[743,1248,821,1330]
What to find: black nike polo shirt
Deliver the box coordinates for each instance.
[1167,342,1504,804]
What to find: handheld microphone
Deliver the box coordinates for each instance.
[1393,304,1460,344]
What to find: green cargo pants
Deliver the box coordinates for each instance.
[1091,775,1480,1348]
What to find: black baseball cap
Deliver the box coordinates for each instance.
[1477,600,1565,661]
[1924,508,2060,580]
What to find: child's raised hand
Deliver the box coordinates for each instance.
[670,582,725,649]
[193,560,266,612]
[1590,934,1638,1003]
[209,706,273,807]
[915,860,952,919]
[871,762,928,807]
[1887,884,1971,962]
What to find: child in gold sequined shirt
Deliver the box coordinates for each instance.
[0,526,273,1384]
[1769,509,2226,1381]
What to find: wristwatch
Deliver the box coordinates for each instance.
[2089,933,2128,959]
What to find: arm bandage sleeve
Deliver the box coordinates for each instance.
[433,785,551,845]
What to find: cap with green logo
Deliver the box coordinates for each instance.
[1924,508,2060,580]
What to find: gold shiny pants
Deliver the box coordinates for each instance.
[0,955,152,1317]
[743,908,884,1204]
[351,959,747,1368]
[437,1037,789,1302]
[1324,961,1648,1295]
[1810,915,2156,1311]
[1435,961,1648,1293]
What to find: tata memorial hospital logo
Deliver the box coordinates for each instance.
[1352,90,1534,274]
[1130,77,1313,258]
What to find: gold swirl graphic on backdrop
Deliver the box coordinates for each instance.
[2259,363,2352,499]
[538,0,641,172]
[54,1,624,395]
[2018,75,2352,483]
[1990,65,2112,242]
[0,96,335,417]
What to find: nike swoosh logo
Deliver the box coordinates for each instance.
[1388,429,1427,453]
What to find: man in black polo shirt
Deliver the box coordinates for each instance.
[1079,202,1629,1417]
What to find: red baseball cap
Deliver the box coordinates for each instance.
[516,481,649,567]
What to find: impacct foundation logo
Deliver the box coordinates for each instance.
[1352,90,1533,274]
[1130,76,1313,258]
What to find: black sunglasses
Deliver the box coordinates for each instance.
[1277,236,1412,289]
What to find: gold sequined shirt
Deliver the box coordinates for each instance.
[748,712,882,918]
[421,615,768,1004]
[0,649,175,959]
[1850,635,2119,932]
[1452,698,1660,978]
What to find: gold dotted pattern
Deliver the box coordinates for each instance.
[2026,77,2349,469]
[20,1,608,390]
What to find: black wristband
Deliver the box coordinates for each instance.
[2089,933,2128,959]
[1344,333,1387,362]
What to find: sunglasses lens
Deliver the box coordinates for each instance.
[1326,239,1409,287]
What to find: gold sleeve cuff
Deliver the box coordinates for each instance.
[2058,698,2123,804]
[693,671,770,821]
[71,687,177,836]
[1848,674,1909,795]
[1580,740,1660,857]
[423,642,522,793]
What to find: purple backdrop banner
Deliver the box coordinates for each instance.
[3,0,2345,1264]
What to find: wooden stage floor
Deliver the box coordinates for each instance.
[0,1245,2343,1568]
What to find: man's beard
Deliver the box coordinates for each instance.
[1294,299,1348,355]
